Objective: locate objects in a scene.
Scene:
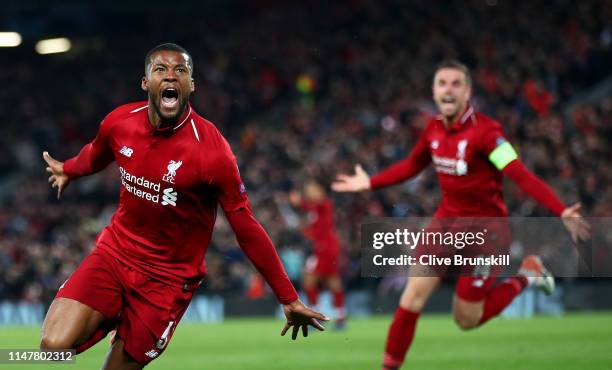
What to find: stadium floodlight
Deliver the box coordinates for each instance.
[0,32,22,47]
[35,37,71,54]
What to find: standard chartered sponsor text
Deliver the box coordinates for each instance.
[119,166,165,204]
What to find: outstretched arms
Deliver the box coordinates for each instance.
[332,132,431,192]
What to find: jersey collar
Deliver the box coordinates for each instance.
[147,104,193,136]
[437,104,475,131]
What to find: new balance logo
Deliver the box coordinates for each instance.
[119,146,134,157]
[161,188,177,206]
[144,349,159,359]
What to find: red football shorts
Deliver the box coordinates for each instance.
[56,248,197,365]
[411,218,512,302]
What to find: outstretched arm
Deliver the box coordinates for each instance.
[43,119,114,199]
[332,131,431,192]
[502,159,590,242]
[225,206,328,339]
[501,159,565,215]
[225,205,299,304]
[212,140,328,339]
[62,119,115,180]
[486,137,590,242]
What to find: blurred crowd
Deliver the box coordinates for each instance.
[0,0,611,304]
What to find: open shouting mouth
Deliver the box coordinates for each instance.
[161,87,179,110]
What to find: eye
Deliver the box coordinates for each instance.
[154,66,165,72]
[176,67,186,73]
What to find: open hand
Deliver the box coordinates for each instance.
[281,300,328,340]
[43,151,70,199]
[331,164,371,192]
[561,203,591,243]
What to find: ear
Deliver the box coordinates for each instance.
[141,76,148,92]
[190,78,195,93]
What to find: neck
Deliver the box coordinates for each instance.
[442,103,468,127]
[442,113,459,127]
[148,109,163,129]
[147,102,190,131]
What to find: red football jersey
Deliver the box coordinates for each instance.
[300,199,341,256]
[64,102,248,286]
[372,106,511,217]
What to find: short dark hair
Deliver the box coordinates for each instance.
[434,60,471,86]
[144,43,193,75]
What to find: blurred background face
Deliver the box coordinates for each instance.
[304,182,325,202]
[432,68,472,120]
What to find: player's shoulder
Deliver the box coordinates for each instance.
[473,111,503,131]
[95,101,147,136]
[190,111,235,160]
[104,101,149,122]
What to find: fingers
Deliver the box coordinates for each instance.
[57,183,65,200]
[355,164,365,175]
[570,203,582,212]
[49,176,64,200]
[281,323,290,336]
[569,223,591,244]
[562,203,582,218]
[577,219,591,242]
[43,151,54,165]
[309,318,325,331]
[331,182,348,192]
[302,325,308,338]
[303,307,330,322]
[562,203,591,243]
[291,324,298,340]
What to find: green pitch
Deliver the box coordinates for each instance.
[2,312,611,369]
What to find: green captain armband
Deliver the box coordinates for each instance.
[488,142,518,170]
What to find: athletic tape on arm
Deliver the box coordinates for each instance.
[488,142,518,170]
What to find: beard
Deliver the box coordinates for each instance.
[150,95,189,128]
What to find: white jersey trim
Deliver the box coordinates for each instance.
[173,106,192,131]
[190,119,200,142]
[130,104,148,113]
[460,106,474,124]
